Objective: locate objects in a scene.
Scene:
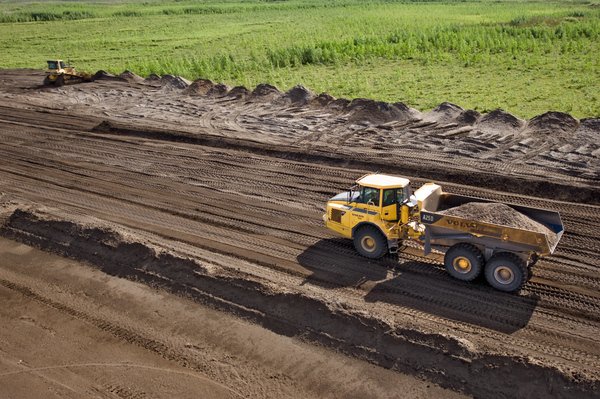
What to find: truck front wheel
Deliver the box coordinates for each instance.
[484,252,527,293]
[353,226,387,259]
[444,243,483,282]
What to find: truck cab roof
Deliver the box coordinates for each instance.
[356,174,410,189]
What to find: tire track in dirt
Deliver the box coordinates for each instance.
[1,129,600,376]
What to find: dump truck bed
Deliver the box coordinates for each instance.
[419,192,564,256]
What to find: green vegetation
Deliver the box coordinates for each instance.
[0,0,598,117]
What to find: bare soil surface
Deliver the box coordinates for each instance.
[0,69,599,398]
[0,238,455,399]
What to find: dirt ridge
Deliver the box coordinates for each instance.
[96,71,600,132]
[0,207,598,399]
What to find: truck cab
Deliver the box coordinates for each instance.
[324,174,414,258]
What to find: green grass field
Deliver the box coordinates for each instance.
[0,0,598,118]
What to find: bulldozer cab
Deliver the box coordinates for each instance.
[47,60,69,71]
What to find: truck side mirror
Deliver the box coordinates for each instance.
[406,195,417,207]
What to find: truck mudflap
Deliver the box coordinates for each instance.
[388,239,399,254]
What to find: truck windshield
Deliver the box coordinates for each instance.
[47,61,58,69]
[358,187,380,206]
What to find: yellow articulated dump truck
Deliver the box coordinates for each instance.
[323,174,564,292]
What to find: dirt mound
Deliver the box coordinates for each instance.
[440,202,558,247]
[393,102,422,120]
[252,83,281,98]
[346,98,415,124]
[206,83,230,97]
[477,109,525,132]
[328,97,351,111]
[184,78,214,95]
[574,118,600,138]
[311,92,336,107]
[579,118,600,131]
[424,102,464,123]
[283,85,314,105]
[160,74,191,89]
[527,111,579,134]
[227,85,250,99]
[456,109,481,126]
[92,70,118,81]
[118,70,144,83]
[145,73,161,82]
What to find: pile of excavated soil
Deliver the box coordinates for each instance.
[252,83,281,98]
[455,109,480,126]
[526,111,579,135]
[118,70,144,83]
[207,83,230,97]
[424,102,465,123]
[439,202,558,248]
[185,78,214,95]
[346,98,415,124]
[92,70,118,81]
[160,74,191,89]
[311,92,336,106]
[284,85,314,105]
[227,85,250,99]
[478,109,525,130]
[144,73,161,82]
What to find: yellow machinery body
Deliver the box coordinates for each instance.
[323,173,564,292]
[323,174,422,253]
[44,60,93,86]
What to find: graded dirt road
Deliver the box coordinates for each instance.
[0,69,598,398]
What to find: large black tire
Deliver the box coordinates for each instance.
[353,226,387,259]
[43,76,53,86]
[484,252,527,293]
[444,243,484,282]
[55,74,65,87]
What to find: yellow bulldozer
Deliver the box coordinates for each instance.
[43,60,93,86]
[324,173,564,292]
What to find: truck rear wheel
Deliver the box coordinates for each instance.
[444,243,483,282]
[484,252,527,293]
[353,226,387,259]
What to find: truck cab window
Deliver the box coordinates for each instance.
[383,188,406,206]
[359,187,380,206]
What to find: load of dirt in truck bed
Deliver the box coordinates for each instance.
[439,202,558,248]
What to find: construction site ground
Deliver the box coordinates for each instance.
[0,69,598,398]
